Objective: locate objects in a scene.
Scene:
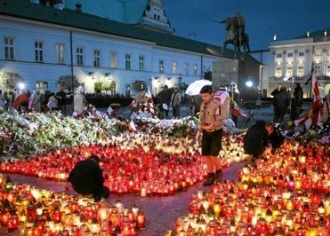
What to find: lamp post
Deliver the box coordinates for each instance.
[245,80,253,115]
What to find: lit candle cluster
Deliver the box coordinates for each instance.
[0,174,146,235]
[238,140,330,192]
[167,139,330,235]
[0,134,247,196]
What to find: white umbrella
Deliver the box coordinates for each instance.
[185,80,212,96]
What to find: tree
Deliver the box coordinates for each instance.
[103,80,116,94]
[94,82,103,93]
[1,72,24,89]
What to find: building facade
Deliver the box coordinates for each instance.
[265,29,330,98]
[1,0,256,98]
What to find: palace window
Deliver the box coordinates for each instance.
[35,81,48,94]
[276,53,282,58]
[286,66,293,77]
[76,47,84,66]
[297,66,304,77]
[4,37,15,60]
[184,63,189,75]
[125,54,131,70]
[314,64,321,75]
[110,51,117,68]
[275,66,282,77]
[34,41,43,62]
[139,55,145,71]
[159,60,164,73]
[93,49,100,67]
[172,61,177,74]
[56,43,65,64]
[193,64,198,76]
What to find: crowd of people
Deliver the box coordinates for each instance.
[0,88,74,115]
[0,87,119,118]
[271,82,330,126]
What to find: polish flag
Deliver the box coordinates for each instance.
[294,69,322,129]
[145,86,153,102]
[129,120,137,132]
[214,90,230,105]
[231,101,249,119]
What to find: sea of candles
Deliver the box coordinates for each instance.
[0,134,248,196]
[0,174,146,235]
[5,132,329,234]
[167,139,330,235]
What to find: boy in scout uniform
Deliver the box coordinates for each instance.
[195,85,224,186]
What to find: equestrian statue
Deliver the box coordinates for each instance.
[214,10,250,54]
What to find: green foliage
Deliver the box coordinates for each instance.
[104,80,116,92]
[94,82,103,93]
[93,80,117,93]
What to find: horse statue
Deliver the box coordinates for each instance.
[221,17,250,54]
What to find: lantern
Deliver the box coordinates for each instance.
[7,211,19,232]
[137,211,146,229]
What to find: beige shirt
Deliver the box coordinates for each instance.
[199,97,223,132]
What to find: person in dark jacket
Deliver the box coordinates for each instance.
[244,121,284,160]
[67,155,109,202]
[271,84,282,123]
[55,89,67,115]
[244,120,269,159]
[272,86,290,126]
[290,83,303,121]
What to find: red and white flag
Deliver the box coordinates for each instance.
[294,70,322,129]
[231,101,249,119]
[214,90,229,104]
[145,86,153,102]
[129,120,137,132]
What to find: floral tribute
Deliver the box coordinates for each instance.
[166,139,330,235]
[0,174,146,235]
[0,108,200,158]
[129,91,157,119]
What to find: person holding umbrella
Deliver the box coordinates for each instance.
[185,80,212,117]
[195,85,224,186]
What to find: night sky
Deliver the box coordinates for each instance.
[163,0,330,51]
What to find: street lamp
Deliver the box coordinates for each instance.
[18,82,25,90]
[245,80,253,115]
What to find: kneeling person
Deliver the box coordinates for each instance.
[68,155,110,202]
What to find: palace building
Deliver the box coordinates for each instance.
[262,29,330,98]
[0,0,260,97]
